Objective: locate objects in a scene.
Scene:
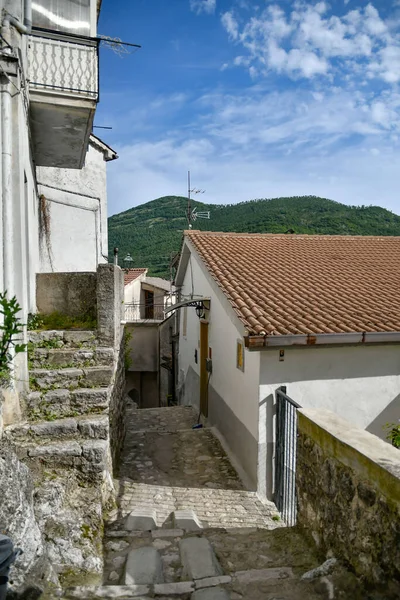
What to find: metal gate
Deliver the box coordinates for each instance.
[275,386,301,526]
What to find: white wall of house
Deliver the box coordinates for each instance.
[37,139,114,273]
[124,277,143,305]
[259,344,400,440]
[178,244,261,489]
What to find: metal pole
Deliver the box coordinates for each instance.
[187,170,191,228]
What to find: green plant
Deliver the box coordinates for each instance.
[0,292,26,387]
[38,312,97,331]
[385,422,400,449]
[123,329,133,370]
[27,313,44,331]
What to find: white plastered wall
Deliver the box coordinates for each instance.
[178,242,261,486]
[37,141,109,272]
[259,344,400,440]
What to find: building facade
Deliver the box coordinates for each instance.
[176,231,400,498]
[0,0,113,427]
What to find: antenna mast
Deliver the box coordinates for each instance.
[186,171,208,228]
[187,170,191,229]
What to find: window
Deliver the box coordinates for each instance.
[32,0,91,36]
[236,339,245,372]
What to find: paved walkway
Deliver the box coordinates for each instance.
[94,405,372,599]
[110,405,280,529]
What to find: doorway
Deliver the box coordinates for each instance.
[200,320,209,417]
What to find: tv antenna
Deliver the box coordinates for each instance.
[187,171,209,228]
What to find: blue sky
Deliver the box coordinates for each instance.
[97,1,400,216]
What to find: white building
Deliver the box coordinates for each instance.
[0,0,113,426]
[175,231,400,498]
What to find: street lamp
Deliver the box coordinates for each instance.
[124,253,133,269]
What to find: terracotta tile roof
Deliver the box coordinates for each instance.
[185,231,400,336]
[124,268,147,286]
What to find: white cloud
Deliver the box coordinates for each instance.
[222,2,400,83]
[107,86,400,216]
[221,11,239,40]
[190,0,216,15]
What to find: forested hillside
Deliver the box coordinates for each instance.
[108,195,400,277]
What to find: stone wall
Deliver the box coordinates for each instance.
[0,440,55,592]
[97,264,124,347]
[109,328,126,469]
[296,408,400,587]
[36,272,97,318]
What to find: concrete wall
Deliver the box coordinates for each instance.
[125,371,159,409]
[125,323,159,372]
[178,244,261,490]
[124,277,143,304]
[37,140,111,272]
[97,264,124,348]
[259,344,400,441]
[297,408,400,589]
[36,272,97,318]
[258,344,400,499]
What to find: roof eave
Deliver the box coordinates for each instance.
[245,331,400,350]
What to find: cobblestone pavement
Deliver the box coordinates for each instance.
[96,404,374,600]
[110,404,281,529]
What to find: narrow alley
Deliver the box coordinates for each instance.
[61,403,369,600]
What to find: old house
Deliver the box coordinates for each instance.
[0,0,116,422]
[175,231,400,497]
[123,269,176,408]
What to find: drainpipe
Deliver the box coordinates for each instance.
[2,75,13,299]
[1,0,32,47]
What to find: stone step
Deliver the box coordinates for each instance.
[4,414,109,442]
[29,366,113,391]
[124,547,164,585]
[28,329,98,348]
[7,434,109,478]
[180,538,223,581]
[25,387,109,419]
[29,347,114,369]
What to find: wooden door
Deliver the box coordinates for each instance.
[144,290,154,319]
[200,321,209,417]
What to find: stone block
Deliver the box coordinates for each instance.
[152,529,184,538]
[43,389,70,404]
[71,388,109,409]
[154,581,195,595]
[95,348,115,365]
[126,508,157,531]
[46,349,77,367]
[81,440,108,464]
[30,418,77,437]
[28,440,82,457]
[78,416,109,439]
[180,538,223,580]
[124,547,164,585]
[63,330,96,345]
[195,576,231,589]
[83,366,113,387]
[173,509,203,531]
[63,585,150,597]
[234,567,294,583]
[191,589,230,600]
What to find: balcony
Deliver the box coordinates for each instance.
[28,30,99,168]
[124,303,166,323]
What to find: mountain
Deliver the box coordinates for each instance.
[108,195,400,278]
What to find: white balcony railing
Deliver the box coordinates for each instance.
[28,32,99,100]
[124,303,166,322]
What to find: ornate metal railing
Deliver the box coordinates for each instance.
[28,31,99,99]
[124,303,166,322]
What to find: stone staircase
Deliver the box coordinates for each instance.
[3,329,121,586]
[56,509,359,600]
[4,329,116,479]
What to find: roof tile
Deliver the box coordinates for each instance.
[185,231,400,336]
